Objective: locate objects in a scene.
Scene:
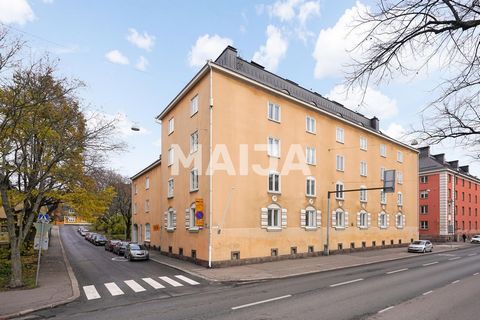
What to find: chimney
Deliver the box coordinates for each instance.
[448,160,459,168]
[418,146,430,158]
[459,165,469,173]
[433,154,445,163]
[370,117,379,131]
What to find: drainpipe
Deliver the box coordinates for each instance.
[208,61,213,268]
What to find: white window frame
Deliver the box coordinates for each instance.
[268,102,281,122]
[336,155,345,172]
[397,171,404,184]
[168,147,174,166]
[268,171,281,193]
[360,137,367,150]
[360,161,368,177]
[420,176,428,183]
[360,187,367,203]
[167,208,175,230]
[380,167,385,181]
[306,176,316,197]
[306,116,316,134]
[358,211,368,229]
[306,147,316,165]
[335,209,345,228]
[145,177,150,190]
[420,221,428,230]
[306,208,317,228]
[336,182,344,200]
[268,137,280,158]
[144,199,150,212]
[420,205,428,214]
[397,151,403,163]
[190,95,199,116]
[168,178,174,198]
[380,190,387,204]
[190,169,199,192]
[189,203,198,229]
[397,192,403,206]
[190,131,199,153]
[168,117,174,135]
[379,212,387,228]
[396,213,404,229]
[267,206,281,228]
[145,223,151,241]
[420,190,429,199]
[336,127,344,143]
[380,144,387,157]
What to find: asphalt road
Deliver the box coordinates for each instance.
[30,230,480,320]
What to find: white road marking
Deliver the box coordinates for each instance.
[378,306,394,313]
[231,295,292,310]
[159,276,183,287]
[438,253,455,257]
[451,280,460,284]
[423,290,433,296]
[386,268,408,274]
[83,285,101,300]
[142,277,165,289]
[448,257,461,261]
[468,253,477,256]
[423,261,439,266]
[104,282,124,296]
[175,275,200,285]
[329,278,364,288]
[124,280,146,292]
[474,273,479,276]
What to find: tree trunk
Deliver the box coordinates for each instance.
[9,240,23,288]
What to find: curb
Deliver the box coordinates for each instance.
[150,245,467,284]
[3,226,80,320]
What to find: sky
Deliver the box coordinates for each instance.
[1,0,478,177]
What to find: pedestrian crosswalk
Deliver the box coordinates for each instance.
[82,275,201,300]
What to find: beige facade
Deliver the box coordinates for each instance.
[132,46,419,267]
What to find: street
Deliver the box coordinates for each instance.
[27,226,480,320]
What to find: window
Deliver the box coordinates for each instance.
[336,182,344,200]
[168,178,174,198]
[334,209,345,228]
[268,137,280,157]
[306,147,316,165]
[420,176,428,183]
[268,172,280,193]
[358,211,368,228]
[144,200,150,212]
[268,102,281,122]
[336,127,344,143]
[336,155,345,171]
[360,161,367,176]
[145,177,150,189]
[397,151,403,163]
[380,190,387,204]
[420,190,429,199]
[305,208,317,228]
[396,214,404,228]
[168,117,174,135]
[380,144,387,157]
[168,147,174,166]
[397,192,403,206]
[420,221,429,230]
[267,207,281,228]
[189,203,197,229]
[145,223,151,241]
[306,177,316,197]
[420,205,428,214]
[167,208,175,229]
[378,212,387,228]
[360,137,367,150]
[397,171,403,184]
[190,131,198,153]
[360,187,367,202]
[190,95,199,115]
[306,116,316,133]
[380,167,385,181]
[462,192,465,200]
[190,169,199,191]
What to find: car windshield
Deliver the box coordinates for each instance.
[130,244,145,250]
[97,236,106,240]
[411,241,424,245]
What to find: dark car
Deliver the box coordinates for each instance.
[105,239,121,251]
[112,241,129,255]
[124,243,149,261]
[85,232,94,241]
[93,234,107,246]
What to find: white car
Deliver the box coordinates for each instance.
[408,240,433,253]
[471,235,480,244]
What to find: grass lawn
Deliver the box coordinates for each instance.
[0,245,38,291]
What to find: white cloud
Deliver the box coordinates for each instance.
[0,0,35,25]
[327,84,398,120]
[135,56,148,71]
[313,1,368,78]
[385,123,407,141]
[105,50,129,65]
[126,28,155,51]
[252,25,288,72]
[42,0,54,4]
[188,34,233,67]
[298,1,320,25]
[269,0,303,21]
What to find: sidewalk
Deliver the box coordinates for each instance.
[0,226,79,320]
[149,242,471,282]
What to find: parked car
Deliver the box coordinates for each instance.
[105,239,121,251]
[84,232,94,241]
[112,241,129,256]
[93,234,107,246]
[471,235,480,243]
[124,243,149,261]
[79,227,89,237]
[408,240,433,253]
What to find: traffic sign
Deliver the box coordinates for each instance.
[195,211,204,219]
[37,213,49,223]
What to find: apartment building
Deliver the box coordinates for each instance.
[419,146,480,241]
[132,46,418,267]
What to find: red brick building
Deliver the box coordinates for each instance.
[419,146,480,241]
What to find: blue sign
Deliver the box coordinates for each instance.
[195,211,204,219]
[38,214,49,223]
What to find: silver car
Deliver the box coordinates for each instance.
[124,243,149,261]
[408,240,433,253]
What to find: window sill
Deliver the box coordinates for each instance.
[360,200,367,204]
[306,163,316,166]
[379,226,388,230]
[267,118,281,124]
[267,154,281,159]
[305,226,318,231]
[190,189,199,193]
[334,226,345,230]
[306,194,316,198]
[190,111,198,117]
[268,191,282,195]
[335,198,345,201]
[396,226,404,229]
[168,132,173,136]
[336,140,344,144]
[166,228,175,232]
[188,227,200,233]
[190,149,198,154]
[167,196,174,199]
[306,130,316,135]
[266,227,282,232]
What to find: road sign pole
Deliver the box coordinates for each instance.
[35,221,44,287]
